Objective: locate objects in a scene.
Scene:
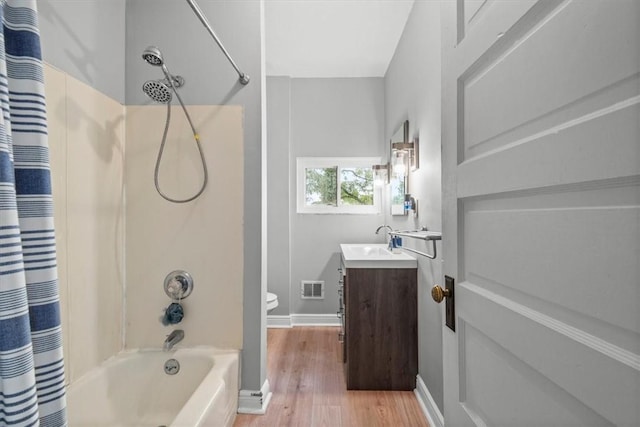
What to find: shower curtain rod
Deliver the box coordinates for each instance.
[185,0,250,85]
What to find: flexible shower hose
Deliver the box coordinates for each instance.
[154,81,208,203]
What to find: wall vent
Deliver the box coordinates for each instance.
[300,281,324,299]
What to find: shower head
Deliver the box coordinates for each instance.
[141,46,185,103]
[142,80,172,103]
[142,46,164,66]
[141,46,184,87]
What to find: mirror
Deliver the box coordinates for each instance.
[390,120,408,215]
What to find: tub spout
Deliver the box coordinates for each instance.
[164,329,184,351]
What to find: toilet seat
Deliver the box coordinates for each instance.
[266,292,279,312]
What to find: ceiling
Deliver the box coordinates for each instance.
[264,0,415,78]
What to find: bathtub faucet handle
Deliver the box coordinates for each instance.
[164,329,185,351]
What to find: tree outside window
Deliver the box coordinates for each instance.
[305,167,338,206]
[340,167,373,206]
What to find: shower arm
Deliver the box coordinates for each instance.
[185,0,250,85]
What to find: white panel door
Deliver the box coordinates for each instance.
[441,1,640,426]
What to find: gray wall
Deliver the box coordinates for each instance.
[38,0,126,103]
[266,77,387,318]
[384,0,444,412]
[266,77,291,315]
[289,78,386,315]
[39,0,267,393]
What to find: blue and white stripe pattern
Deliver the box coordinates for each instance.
[0,1,67,426]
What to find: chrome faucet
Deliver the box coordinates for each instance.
[375,225,394,248]
[163,329,184,351]
[375,225,393,235]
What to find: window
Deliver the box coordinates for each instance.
[297,157,381,214]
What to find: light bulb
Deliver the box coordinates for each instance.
[393,163,406,177]
[392,150,408,177]
[373,167,388,187]
[372,164,389,187]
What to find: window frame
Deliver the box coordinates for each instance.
[296,157,381,214]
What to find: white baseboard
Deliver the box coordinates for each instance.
[266,315,292,328]
[267,313,341,328]
[291,313,341,326]
[237,379,272,415]
[414,375,444,427]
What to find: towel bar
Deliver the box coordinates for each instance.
[389,230,441,259]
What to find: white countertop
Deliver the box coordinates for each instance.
[340,243,417,269]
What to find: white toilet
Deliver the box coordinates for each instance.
[266,292,279,313]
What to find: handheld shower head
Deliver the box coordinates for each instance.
[142,46,164,66]
[141,46,184,91]
[141,44,208,203]
[142,80,172,103]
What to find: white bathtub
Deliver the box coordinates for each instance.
[66,348,239,427]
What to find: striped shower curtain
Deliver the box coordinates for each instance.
[0,1,67,426]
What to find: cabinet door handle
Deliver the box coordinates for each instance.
[338,332,345,342]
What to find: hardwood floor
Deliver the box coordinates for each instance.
[233,327,429,427]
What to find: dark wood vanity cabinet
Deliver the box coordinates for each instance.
[343,267,418,390]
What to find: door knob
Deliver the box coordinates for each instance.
[431,284,451,303]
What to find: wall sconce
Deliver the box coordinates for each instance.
[372,163,389,187]
[391,138,418,177]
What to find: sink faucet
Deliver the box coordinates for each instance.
[375,225,394,249]
[163,329,184,351]
[375,225,393,235]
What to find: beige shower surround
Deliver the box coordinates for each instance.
[125,104,244,350]
[45,63,125,384]
[43,63,244,387]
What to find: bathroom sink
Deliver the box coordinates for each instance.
[340,243,417,269]
[346,245,392,257]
